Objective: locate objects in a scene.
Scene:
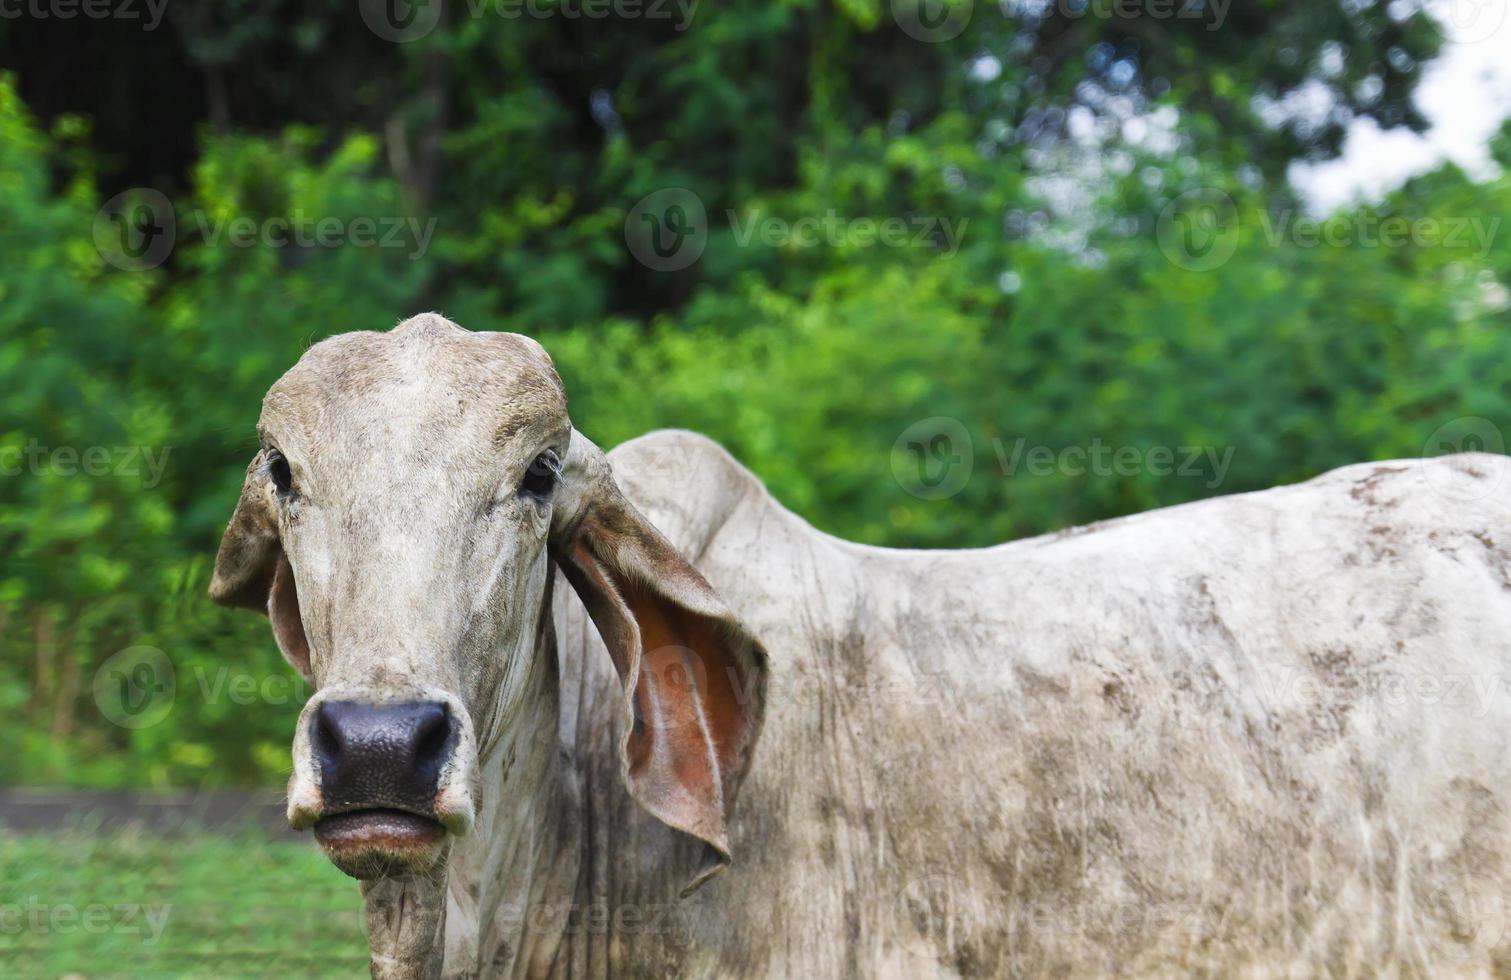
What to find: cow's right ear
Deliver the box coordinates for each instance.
[209,452,311,680]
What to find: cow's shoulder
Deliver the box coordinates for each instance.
[605,429,774,562]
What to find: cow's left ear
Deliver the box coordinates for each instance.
[208,451,313,681]
[550,430,769,895]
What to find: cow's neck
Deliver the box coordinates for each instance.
[439,613,575,977]
[433,575,719,978]
[358,627,567,980]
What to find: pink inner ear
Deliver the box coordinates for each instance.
[269,555,312,679]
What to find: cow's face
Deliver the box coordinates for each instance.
[209,316,567,877]
[210,314,767,888]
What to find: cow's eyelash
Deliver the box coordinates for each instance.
[519,450,561,499]
[265,449,295,498]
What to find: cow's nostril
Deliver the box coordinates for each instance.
[311,701,345,779]
[310,700,457,816]
[411,702,453,784]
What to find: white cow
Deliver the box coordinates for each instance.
[211,313,1511,977]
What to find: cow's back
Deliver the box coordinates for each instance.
[606,434,1511,978]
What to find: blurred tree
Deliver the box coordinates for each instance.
[0,1,1445,311]
[0,0,1503,786]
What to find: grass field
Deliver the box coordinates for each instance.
[0,830,369,977]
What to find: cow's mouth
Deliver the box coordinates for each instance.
[313,809,447,878]
[315,808,445,847]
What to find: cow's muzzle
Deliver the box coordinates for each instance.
[289,696,477,879]
[312,700,456,815]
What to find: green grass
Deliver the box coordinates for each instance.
[0,830,368,977]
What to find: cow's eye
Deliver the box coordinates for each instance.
[520,450,560,498]
[267,449,294,498]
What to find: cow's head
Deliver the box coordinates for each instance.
[210,314,766,886]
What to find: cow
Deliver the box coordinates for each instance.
[210,312,1511,978]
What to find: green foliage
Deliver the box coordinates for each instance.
[0,0,1506,787]
[0,79,430,787]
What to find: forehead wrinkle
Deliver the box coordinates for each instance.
[259,330,395,447]
[489,399,569,454]
[254,320,571,508]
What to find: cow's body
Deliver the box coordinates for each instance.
[437,431,1511,977]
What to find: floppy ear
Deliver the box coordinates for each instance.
[550,431,768,895]
[208,452,312,680]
